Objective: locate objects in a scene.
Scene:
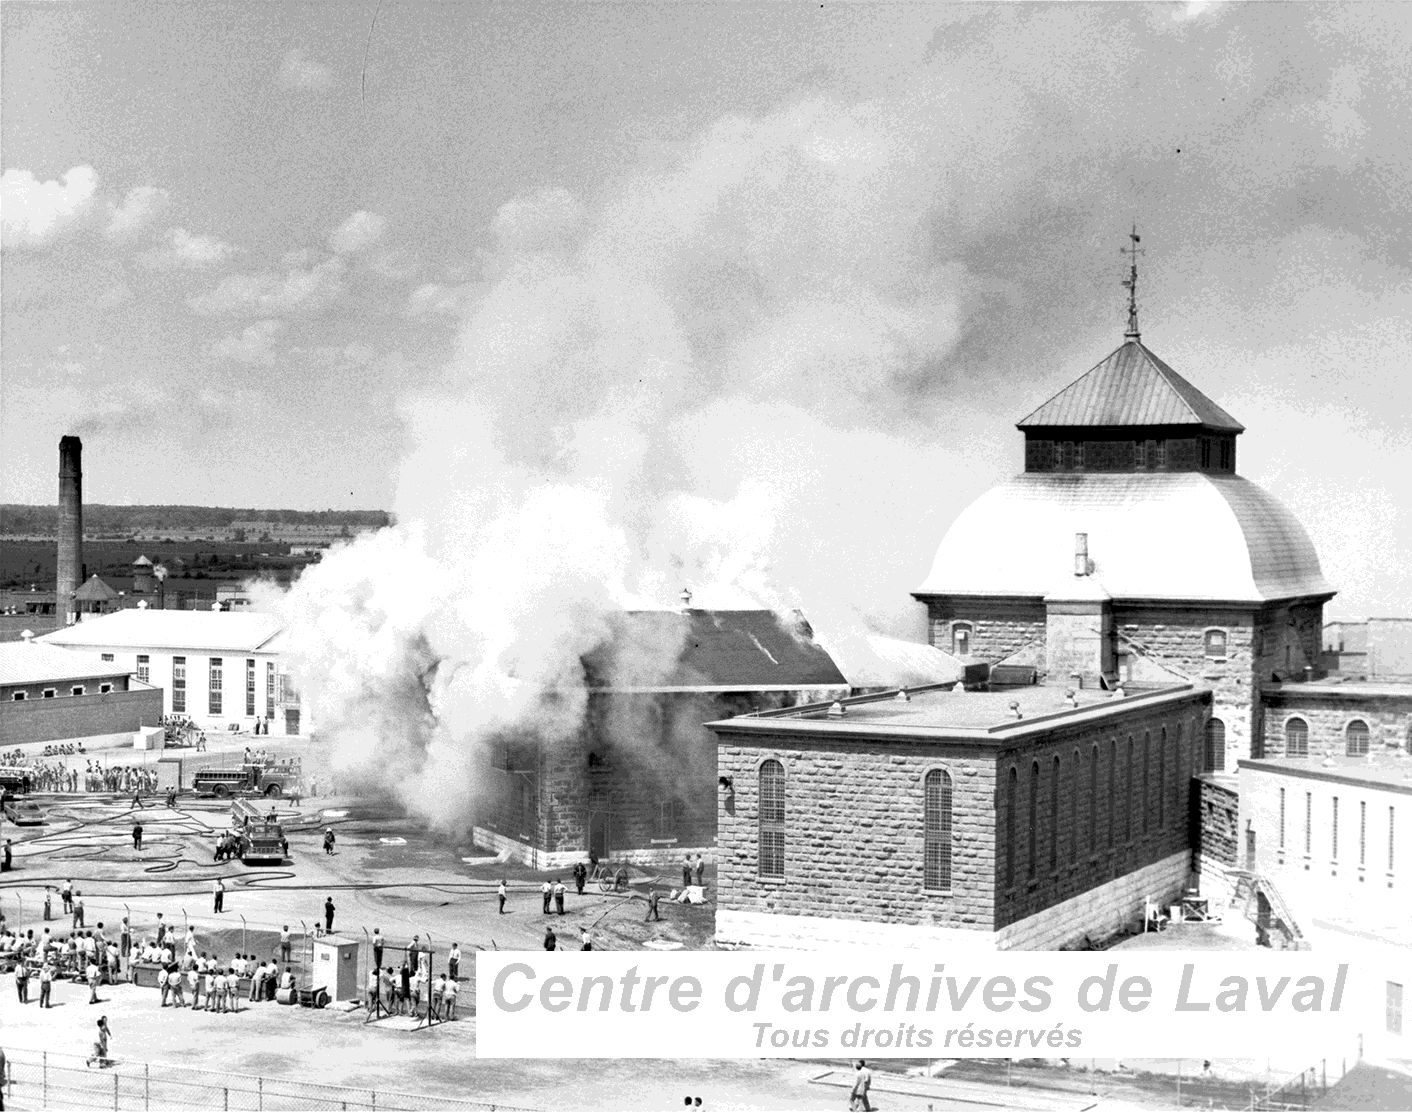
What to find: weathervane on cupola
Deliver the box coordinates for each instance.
[1120,224,1143,341]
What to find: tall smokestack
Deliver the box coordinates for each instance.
[57,435,83,625]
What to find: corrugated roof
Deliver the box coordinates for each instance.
[0,641,130,687]
[916,472,1333,604]
[1018,341,1244,431]
[583,610,848,691]
[73,575,122,602]
[38,609,283,653]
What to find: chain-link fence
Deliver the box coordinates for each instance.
[2,1050,536,1112]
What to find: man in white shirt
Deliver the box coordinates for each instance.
[443,976,459,1020]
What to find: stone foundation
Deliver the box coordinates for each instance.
[473,826,713,873]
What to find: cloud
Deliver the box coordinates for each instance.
[105,185,170,241]
[210,319,285,364]
[187,255,346,316]
[406,282,473,318]
[328,210,388,255]
[1,165,100,249]
[277,48,333,91]
[138,227,238,270]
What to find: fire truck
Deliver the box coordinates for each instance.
[191,758,299,799]
[231,798,288,863]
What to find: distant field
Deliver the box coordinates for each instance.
[1,538,309,590]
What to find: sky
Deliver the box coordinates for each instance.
[3,1,1411,620]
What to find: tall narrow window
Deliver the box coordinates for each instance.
[1204,718,1226,772]
[1305,793,1312,856]
[245,658,256,717]
[1050,756,1060,872]
[209,657,223,716]
[758,760,786,878]
[1107,741,1117,848]
[1391,808,1397,873]
[1141,732,1151,834]
[951,623,972,657]
[266,662,275,718]
[1360,801,1367,866]
[1389,982,1405,1036]
[1125,739,1134,842]
[1071,749,1081,864]
[1173,724,1184,814]
[1332,797,1340,860]
[1278,788,1286,848]
[1089,745,1099,854]
[1006,767,1018,887]
[136,654,150,684]
[1285,718,1309,758]
[172,655,186,714]
[923,769,953,892]
[1158,728,1167,829]
[1027,762,1039,880]
[1204,629,1227,659]
[1346,720,1370,756]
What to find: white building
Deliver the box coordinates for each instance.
[38,609,308,736]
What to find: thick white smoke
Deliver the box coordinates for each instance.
[264,96,994,829]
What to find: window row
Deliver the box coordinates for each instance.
[756,761,954,891]
[1281,717,1385,757]
[11,683,114,700]
[948,624,1234,660]
[1277,787,1397,873]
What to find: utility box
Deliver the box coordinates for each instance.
[134,726,164,751]
[311,934,359,1002]
[155,757,183,791]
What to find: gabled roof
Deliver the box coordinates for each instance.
[39,609,283,653]
[582,610,848,691]
[0,641,129,687]
[73,575,122,602]
[1017,340,1244,432]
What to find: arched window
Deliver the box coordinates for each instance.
[1125,738,1135,842]
[1285,717,1309,758]
[1346,720,1370,757]
[923,769,953,892]
[1050,755,1061,872]
[1141,732,1151,834]
[1173,723,1184,815]
[1089,745,1099,853]
[1071,749,1081,864]
[1204,718,1226,772]
[758,760,786,878]
[950,623,972,657]
[1107,740,1117,848]
[1204,629,1228,659]
[1005,766,1018,888]
[1027,762,1040,879]
[1158,727,1167,829]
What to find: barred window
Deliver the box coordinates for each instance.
[172,655,186,714]
[1027,762,1039,879]
[1141,732,1151,834]
[1050,756,1061,871]
[1332,797,1340,860]
[1204,718,1226,772]
[1204,629,1228,659]
[1072,749,1082,863]
[246,658,257,718]
[1346,720,1370,756]
[137,654,150,684]
[1285,717,1309,757]
[1089,745,1099,853]
[266,662,275,717]
[1006,766,1018,887]
[1125,738,1135,842]
[1158,727,1167,829]
[654,797,685,840]
[951,623,972,657]
[1360,801,1367,866]
[1279,788,1286,848]
[209,657,223,716]
[758,760,786,879]
[1389,982,1404,1036]
[923,769,953,892]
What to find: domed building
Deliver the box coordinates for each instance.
[915,332,1335,771]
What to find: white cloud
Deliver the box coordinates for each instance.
[139,227,238,269]
[105,185,170,241]
[277,48,333,91]
[328,210,387,255]
[187,255,346,316]
[210,319,285,364]
[1,165,100,249]
[406,282,473,318]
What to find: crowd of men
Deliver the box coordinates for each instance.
[2,759,159,795]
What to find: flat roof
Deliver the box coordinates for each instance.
[38,609,283,653]
[1240,754,1412,794]
[708,682,1203,742]
[1263,679,1412,699]
[0,641,130,687]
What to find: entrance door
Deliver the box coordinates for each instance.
[588,811,610,860]
[284,709,300,736]
[1245,826,1257,870]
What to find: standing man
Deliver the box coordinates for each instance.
[447,942,461,982]
[497,880,507,914]
[573,860,587,895]
[541,879,552,915]
[119,917,131,963]
[407,935,420,972]
[280,925,292,964]
[694,854,705,888]
[2,839,11,872]
[38,961,54,1008]
[370,927,382,970]
[580,927,593,951]
[681,856,692,889]
[213,879,225,914]
[132,821,143,852]
[87,959,101,1004]
[366,966,383,1020]
[323,896,335,934]
[645,889,661,922]
[61,880,73,915]
[543,926,557,951]
[72,891,85,928]
[443,975,458,1020]
[553,879,566,915]
[154,913,167,950]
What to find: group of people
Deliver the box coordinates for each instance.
[364,964,460,1020]
[542,925,594,951]
[5,922,121,1007]
[6,759,158,795]
[154,952,294,1011]
[680,854,708,889]
[162,715,205,749]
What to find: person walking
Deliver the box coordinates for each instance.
[541,879,552,914]
[645,889,662,922]
[322,827,335,855]
[14,963,28,1004]
[849,1060,873,1112]
[323,896,335,933]
[213,878,225,914]
[497,880,507,914]
[87,1016,111,1069]
[553,879,566,915]
[87,960,101,1004]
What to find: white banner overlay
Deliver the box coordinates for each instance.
[475,951,1370,1058]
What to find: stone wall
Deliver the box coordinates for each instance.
[1259,691,1412,759]
[0,685,163,746]
[1197,776,1240,868]
[923,598,1046,665]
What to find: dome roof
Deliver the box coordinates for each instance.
[917,473,1332,604]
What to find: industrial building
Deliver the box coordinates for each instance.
[0,636,162,746]
[36,609,308,736]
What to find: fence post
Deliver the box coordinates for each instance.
[371,1090,377,1110]
[145,1061,150,1111]
[114,1068,119,1111]
[259,1075,264,1111]
[224,1086,229,1111]
[240,914,247,954]
[42,1050,47,1105]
